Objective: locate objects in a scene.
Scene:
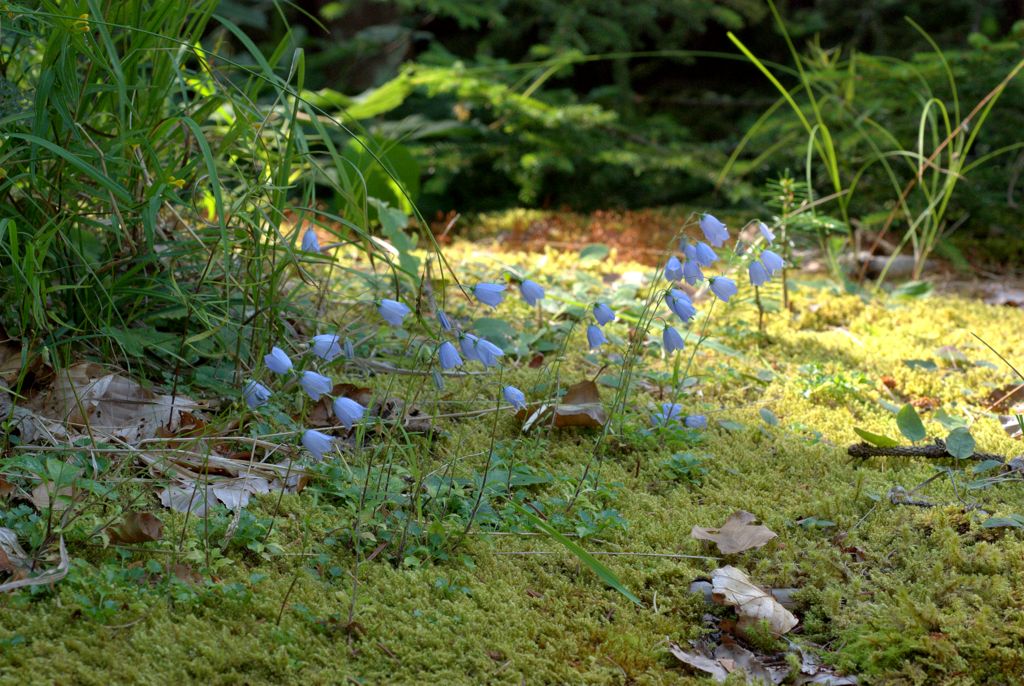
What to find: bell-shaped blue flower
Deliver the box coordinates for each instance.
[664,256,684,282]
[651,403,683,427]
[299,371,333,401]
[593,303,616,326]
[301,227,321,253]
[459,333,482,363]
[586,324,607,349]
[437,310,453,332]
[474,283,506,308]
[699,213,729,247]
[666,289,697,323]
[683,259,704,286]
[749,259,770,287]
[438,341,462,370]
[264,346,293,375]
[474,337,505,367]
[503,385,526,411]
[243,380,272,409]
[519,279,545,305]
[685,414,708,429]
[761,249,784,275]
[378,298,411,327]
[758,222,775,244]
[301,429,334,459]
[663,326,685,353]
[333,396,366,430]
[710,277,738,303]
[311,334,342,362]
[694,242,718,268]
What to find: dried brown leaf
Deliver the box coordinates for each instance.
[553,380,606,428]
[107,512,164,544]
[711,565,798,635]
[31,482,76,513]
[667,642,728,682]
[692,511,778,554]
[0,536,68,593]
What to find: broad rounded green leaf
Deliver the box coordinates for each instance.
[896,404,926,442]
[579,243,609,262]
[945,427,976,459]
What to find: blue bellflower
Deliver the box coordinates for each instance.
[438,341,462,369]
[667,289,697,322]
[264,346,293,375]
[378,299,411,327]
[586,324,607,349]
[652,403,683,427]
[663,326,685,353]
[437,310,453,332]
[710,277,738,303]
[664,256,684,282]
[519,279,545,305]
[699,214,729,247]
[243,380,272,409]
[301,429,334,460]
[503,385,526,411]
[682,259,704,286]
[311,334,342,362]
[593,303,616,326]
[474,337,504,367]
[749,260,770,287]
[333,396,366,430]
[758,222,775,243]
[694,242,718,268]
[301,227,321,253]
[474,283,506,308]
[685,415,708,429]
[761,249,784,274]
[299,371,333,401]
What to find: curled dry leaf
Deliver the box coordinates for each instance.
[692,511,778,555]
[0,535,69,593]
[711,565,798,635]
[212,474,271,510]
[107,512,164,544]
[29,362,198,444]
[518,380,607,431]
[667,641,728,682]
[158,482,217,517]
[31,482,76,513]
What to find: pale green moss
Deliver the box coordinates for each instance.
[3,241,1024,685]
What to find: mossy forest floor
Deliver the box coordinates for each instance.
[4,234,1024,685]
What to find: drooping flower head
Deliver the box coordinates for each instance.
[243,380,272,409]
[264,346,293,375]
[301,429,334,460]
[758,222,775,244]
[694,242,718,268]
[503,385,526,411]
[592,303,616,326]
[378,299,411,327]
[299,371,333,401]
[699,213,729,247]
[651,403,683,427]
[459,333,481,363]
[301,227,321,253]
[474,283,506,308]
[666,289,697,323]
[474,337,505,367]
[519,279,545,306]
[438,341,462,370]
[709,277,738,303]
[663,326,685,354]
[761,249,784,275]
[586,324,607,350]
[437,310,453,332]
[749,260,770,287]
[311,334,342,362]
[682,259,704,286]
[333,396,366,430]
[664,256,684,282]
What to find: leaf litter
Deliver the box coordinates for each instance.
[692,510,778,554]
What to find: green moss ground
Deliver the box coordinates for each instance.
[3,242,1024,685]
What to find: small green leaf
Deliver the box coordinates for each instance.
[981,514,1024,529]
[759,408,779,426]
[945,427,976,459]
[892,280,932,299]
[717,420,745,431]
[853,427,899,447]
[972,459,1004,474]
[896,404,926,442]
[579,243,610,262]
[934,408,967,431]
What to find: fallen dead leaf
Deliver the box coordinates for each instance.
[692,511,778,555]
[107,512,164,544]
[31,481,76,513]
[667,642,728,682]
[711,565,798,635]
[158,481,217,517]
[518,380,607,431]
[0,535,69,593]
[212,474,270,510]
[30,362,198,443]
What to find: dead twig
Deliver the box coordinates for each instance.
[847,439,1007,463]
